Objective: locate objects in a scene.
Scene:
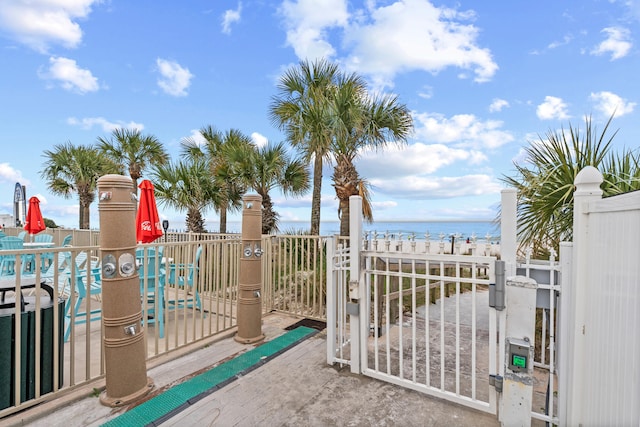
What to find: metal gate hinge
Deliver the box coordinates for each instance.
[489,260,505,310]
[489,374,503,393]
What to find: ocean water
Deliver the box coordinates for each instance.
[276,220,501,242]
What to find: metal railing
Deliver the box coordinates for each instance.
[0,232,331,418]
[263,234,329,320]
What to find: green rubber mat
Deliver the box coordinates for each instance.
[102,326,317,427]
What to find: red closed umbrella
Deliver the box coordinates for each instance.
[24,196,46,236]
[136,179,163,244]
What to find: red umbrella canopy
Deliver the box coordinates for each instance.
[24,196,46,235]
[136,179,163,244]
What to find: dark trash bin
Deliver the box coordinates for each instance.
[0,279,65,410]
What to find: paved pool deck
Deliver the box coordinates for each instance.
[5,313,500,427]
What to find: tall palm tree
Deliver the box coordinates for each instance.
[269,58,340,235]
[97,128,169,195]
[151,159,221,233]
[501,114,640,253]
[182,126,251,233]
[228,141,310,234]
[41,142,122,229]
[330,82,413,236]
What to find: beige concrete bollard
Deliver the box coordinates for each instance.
[97,174,153,407]
[234,194,265,344]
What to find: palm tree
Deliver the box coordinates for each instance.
[269,58,340,235]
[97,128,169,195]
[182,126,251,233]
[330,82,413,236]
[501,114,640,254]
[41,142,122,229]
[228,141,310,234]
[151,159,221,233]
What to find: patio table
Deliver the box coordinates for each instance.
[22,242,55,248]
[0,277,53,311]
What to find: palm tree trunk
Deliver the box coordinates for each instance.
[310,156,323,235]
[333,155,359,237]
[339,198,350,236]
[79,202,90,229]
[79,190,92,229]
[219,202,228,234]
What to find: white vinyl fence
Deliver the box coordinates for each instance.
[561,166,640,426]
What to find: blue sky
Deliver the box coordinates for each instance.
[0,0,639,230]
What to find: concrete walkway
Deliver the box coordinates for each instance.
[6,313,500,427]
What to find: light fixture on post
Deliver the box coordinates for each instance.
[162,219,169,242]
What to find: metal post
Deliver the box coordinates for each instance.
[567,166,603,426]
[349,195,362,374]
[98,174,153,407]
[326,236,336,365]
[500,188,517,276]
[235,194,265,344]
[499,276,537,426]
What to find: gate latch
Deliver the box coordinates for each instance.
[349,279,359,300]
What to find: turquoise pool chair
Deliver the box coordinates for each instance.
[0,236,27,276]
[138,247,166,338]
[35,233,55,271]
[63,251,102,342]
[60,234,73,247]
[168,246,203,311]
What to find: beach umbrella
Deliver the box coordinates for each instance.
[136,179,163,244]
[24,196,46,237]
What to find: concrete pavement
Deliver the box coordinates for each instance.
[6,313,500,427]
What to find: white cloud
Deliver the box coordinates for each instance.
[275,193,337,210]
[413,112,514,149]
[222,2,242,35]
[0,163,28,186]
[358,142,487,179]
[489,98,509,112]
[418,85,433,99]
[591,27,632,60]
[590,91,636,117]
[251,132,268,148]
[279,0,349,59]
[343,0,498,88]
[536,96,570,120]
[371,200,398,210]
[185,129,207,146]
[369,174,502,199]
[277,0,497,89]
[67,117,144,132]
[0,0,99,52]
[39,56,99,94]
[548,34,574,49]
[156,58,193,97]
[618,0,640,21]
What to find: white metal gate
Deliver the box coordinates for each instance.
[326,237,352,366]
[360,246,499,414]
[327,234,501,415]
